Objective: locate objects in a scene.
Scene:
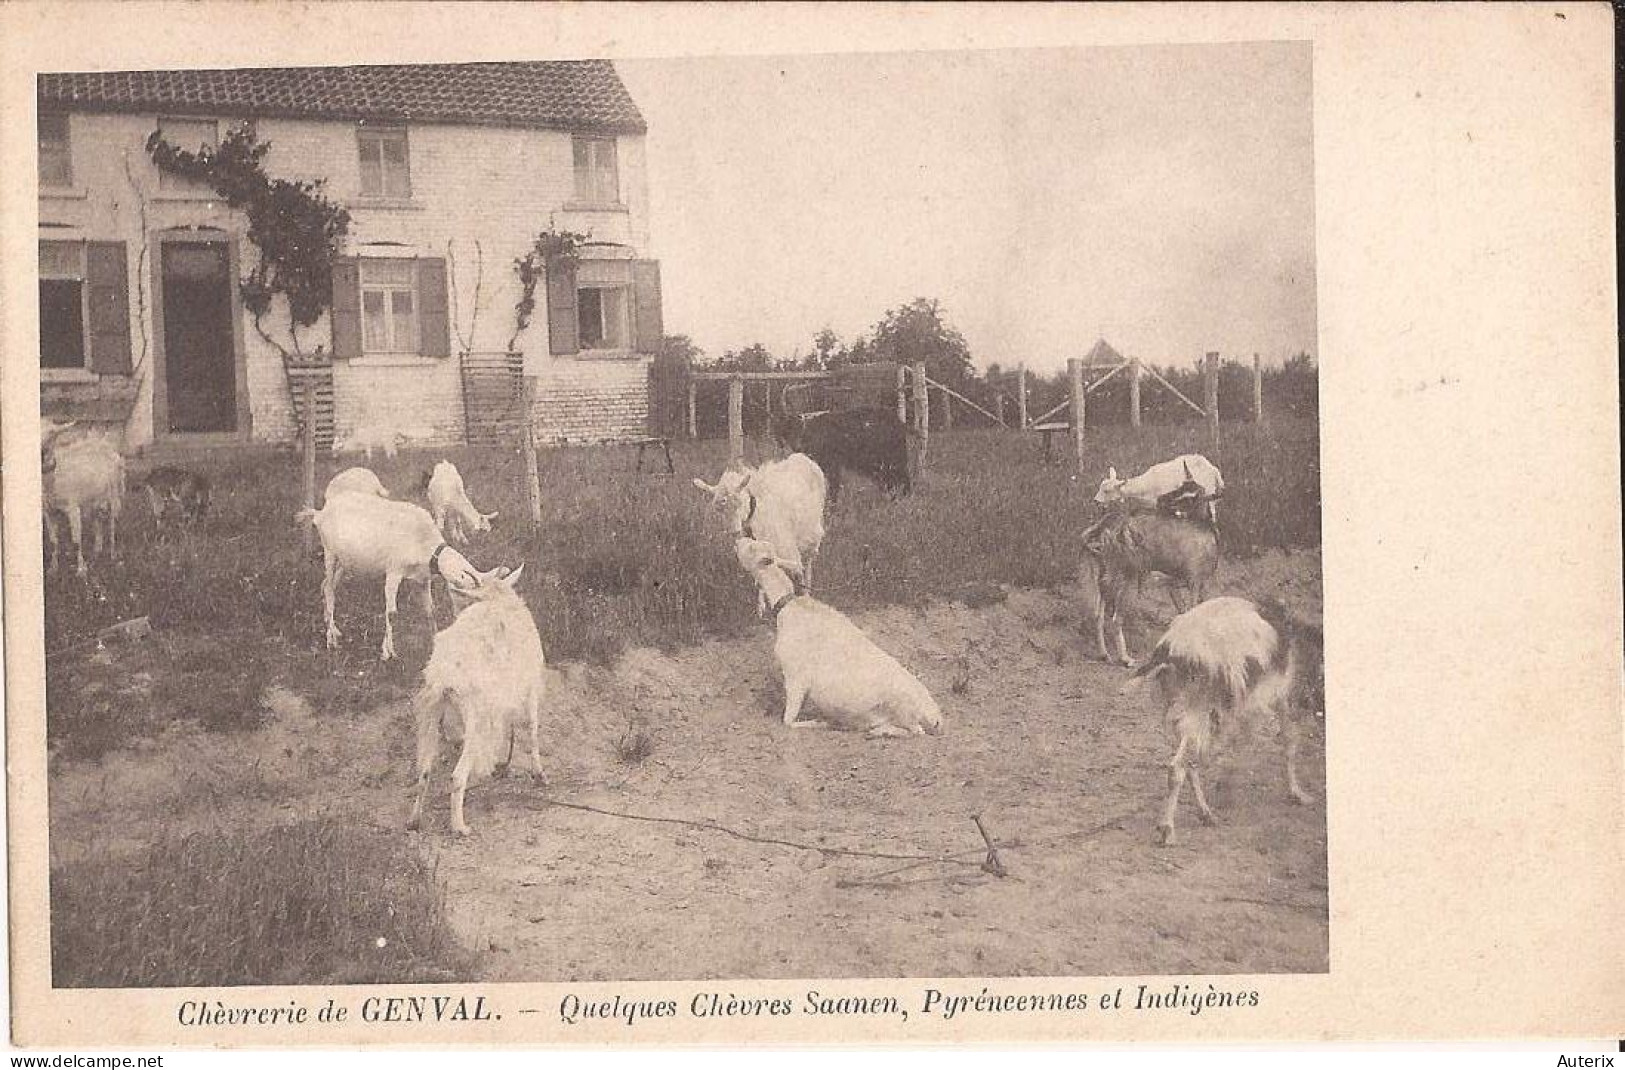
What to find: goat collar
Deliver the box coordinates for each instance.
[738,492,758,539]
[428,542,451,578]
[767,590,799,622]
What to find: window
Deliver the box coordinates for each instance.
[360,259,419,354]
[572,136,619,205]
[577,285,631,350]
[157,117,218,191]
[358,127,411,199]
[39,113,72,188]
[40,241,87,370]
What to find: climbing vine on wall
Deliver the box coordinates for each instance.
[510,224,591,351]
[146,123,351,363]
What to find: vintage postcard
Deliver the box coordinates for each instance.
[2,0,1619,1050]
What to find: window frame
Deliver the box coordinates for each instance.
[356,125,413,202]
[39,239,90,375]
[38,112,73,189]
[358,257,421,356]
[571,135,621,207]
[576,282,633,352]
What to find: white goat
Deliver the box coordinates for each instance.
[425,460,497,545]
[694,455,826,613]
[345,425,404,460]
[324,466,390,504]
[735,536,942,738]
[1123,596,1323,846]
[1094,454,1225,516]
[295,492,479,661]
[43,433,126,576]
[408,563,546,836]
[1079,506,1219,666]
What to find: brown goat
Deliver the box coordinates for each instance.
[1079,509,1219,666]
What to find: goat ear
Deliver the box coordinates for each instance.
[1106,466,1118,480]
[502,563,525,588]
[481,510,499,522]
[1183,460,1194,479]
[691,478,716,495]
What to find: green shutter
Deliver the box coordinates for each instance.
[85,241,131,375]
[547,259,579,355]
[330,257,361,358]
[417,257,450,356]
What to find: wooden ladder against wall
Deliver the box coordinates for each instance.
[460,350,526,447]
[286,361,335,454]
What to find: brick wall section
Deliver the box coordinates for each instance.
[529,357,651,444]
[39,111,656,449]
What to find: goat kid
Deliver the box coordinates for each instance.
[325,466,390,504]
[735,536,942,738]
[408,563,546,836]
[1123,597,1323,846]
[138,467,210,528]
[295,492,479,660]
[694,454,826,614]
[1079,509,1219,666]
[43,433,126,576]
[424,460,497,545]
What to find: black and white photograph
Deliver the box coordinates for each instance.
[3,1,1619,1052]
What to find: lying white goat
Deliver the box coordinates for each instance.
[296,492,479,660]
[324,466,390,504]
[344,425,404,460]
[408,563,546,836]
[1123,596,1323,846]
[43,433,126,576]
[1094,454,1224,515]
[425,460,496,545]
[735,536,942,738]
[695,455,826,612]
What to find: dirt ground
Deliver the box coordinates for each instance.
[48,550,1327,981]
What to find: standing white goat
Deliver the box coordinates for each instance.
[43,433,126,576]
[1123,596,1323,846]
[425,460,497,545]
[1094,454,1224,516]
[1079,508,1219,666]
[694,455,826,612]
[734,536,942,738]
[324,466,390,504]
[408,563,546,836]
[295,492,479,660]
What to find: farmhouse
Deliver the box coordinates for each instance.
[36,60,664,451]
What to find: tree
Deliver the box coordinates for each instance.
[870,298,974,387]
[657,334,704,366]
[809,328,841,370]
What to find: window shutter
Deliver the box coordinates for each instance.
[330,257,361,358]
[632,259,663,353]
[546,259,579,355]
[85,241,131,375]
[417,257,450,356]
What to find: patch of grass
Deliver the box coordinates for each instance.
[51,819,475,987]
[44,420,1319,753]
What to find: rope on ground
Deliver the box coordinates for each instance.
[526,796,985,869]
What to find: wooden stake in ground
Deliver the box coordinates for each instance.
[973,813,1009,877]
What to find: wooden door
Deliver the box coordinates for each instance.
[162,241,236,433]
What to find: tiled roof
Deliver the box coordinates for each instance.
[37,60,646,134]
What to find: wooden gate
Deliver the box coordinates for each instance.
[460,350,525,446]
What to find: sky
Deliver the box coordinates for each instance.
[617,43,1316,377]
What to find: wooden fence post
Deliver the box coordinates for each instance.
[940,384,954,431]
[896,365,908,423]
[995,393,1006,427]
[521,376,542,528]
[1017,366,1028,430]
[1129,358,1142,429]
[1068,357,1086,472]
[912,361,929,468]
[1204,351,1220,442]
[728,375,744,465]
[301,373,317,552]
[1253,353,1264,425]
[686,379,697,439]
